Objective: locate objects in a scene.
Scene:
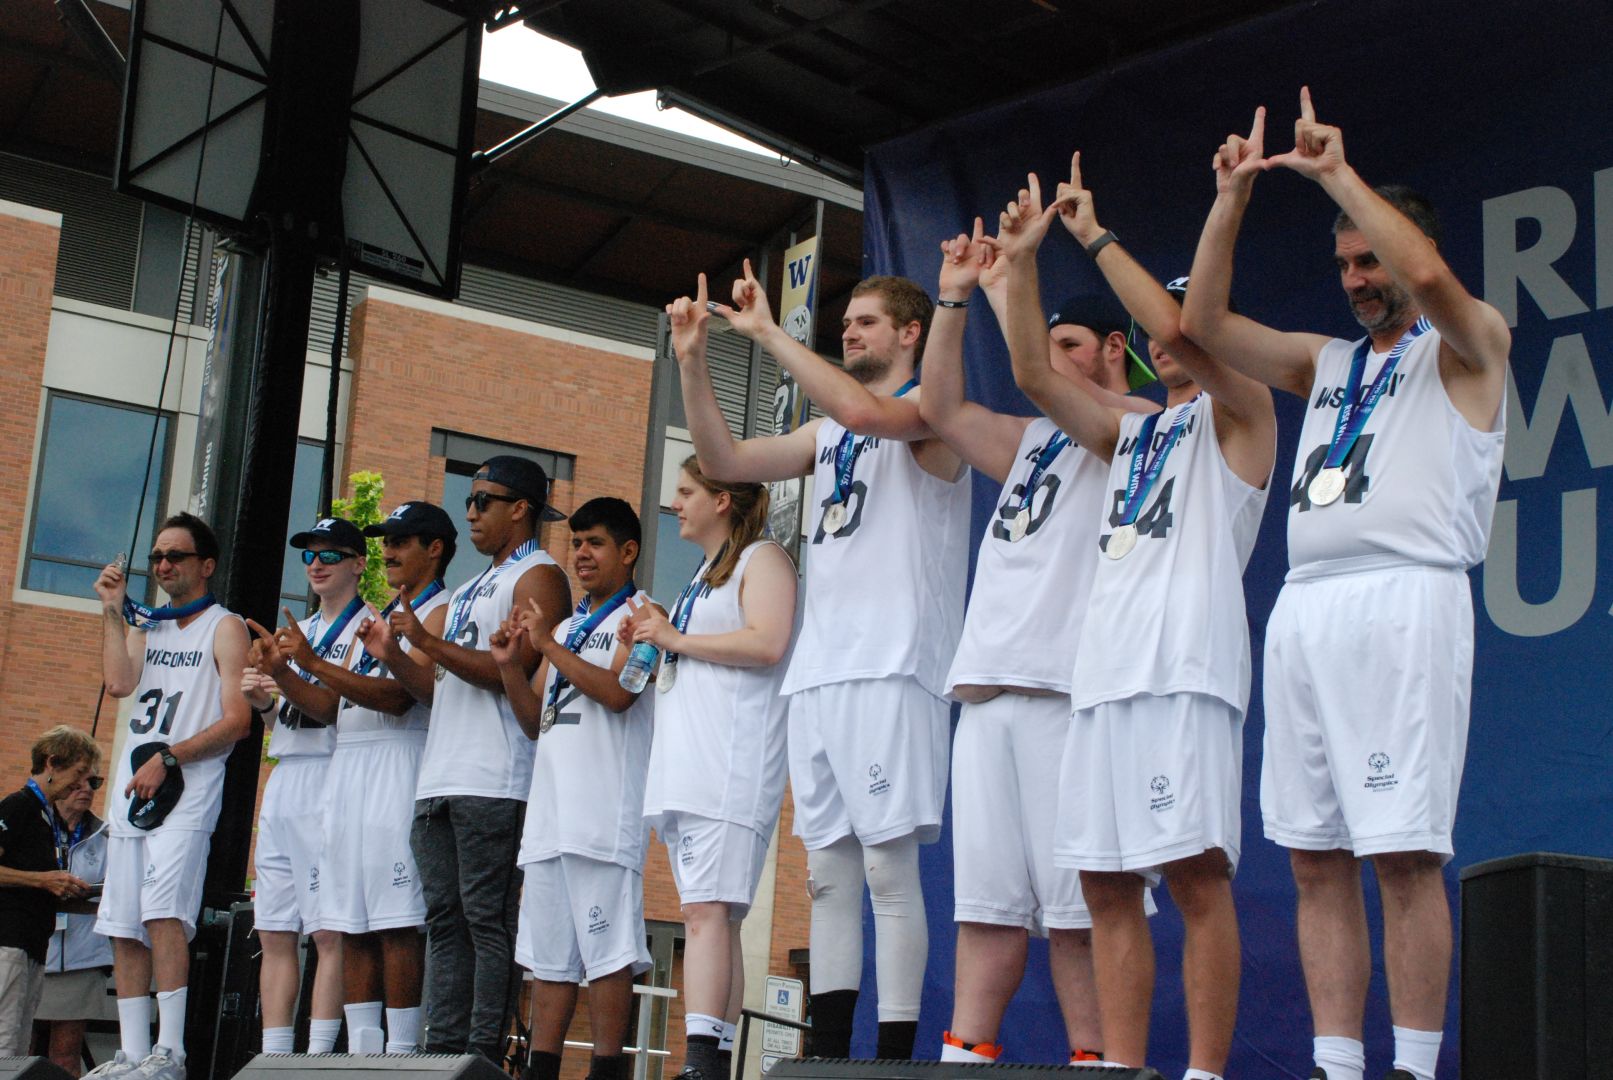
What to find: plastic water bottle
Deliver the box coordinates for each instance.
[619,641,661,693]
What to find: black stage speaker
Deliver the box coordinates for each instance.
[1460,851,1613,1079]
[769,1060,1164,1080]
[229,1053,506,1078]
[0,1058,72,1080]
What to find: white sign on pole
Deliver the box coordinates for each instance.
[761,975,804,1057]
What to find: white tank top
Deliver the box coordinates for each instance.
[109,603,241,836]
[417,544,560,801]
[1070,395,1270,713]
[643,542,791,837]
[519,599,653,869]
[1287,326,1505,578]
[945,418,1109,697]
[781,419,970,696]
[337,590,450,744]
[266,602,365,759]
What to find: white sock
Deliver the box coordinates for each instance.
[308,1017,343,1053]
[385,1006,423,1054]
[1392,1026,1442,1080]
[940,1043,995,1063]
[117,996,154,1061]
[686,1012,725,1040]
[1314,1035,1366,1080]
[262,1027,295,1054]
[155,988,187,1061]
[1183,1071,1223,1080]
[718,1021,736,1052]
[346,1001,386,1054]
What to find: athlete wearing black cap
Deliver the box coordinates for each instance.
[387,458,572,1060]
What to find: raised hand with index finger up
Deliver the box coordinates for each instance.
[666,273,713,366]
[1212,106,1269,196]
[937,217,992,301]
[1052,150,1107,248]
[992,172,1061,265]
[712,258,776,342]
[1264,87,1346,181]
[244,617,290,676]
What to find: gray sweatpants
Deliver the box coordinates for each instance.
[410,795,524,1062]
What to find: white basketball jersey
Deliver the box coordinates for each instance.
[1287,327,1505,576]
[1070,395,1270,714]
[109,603,240,837]
[945,418,1109,696]
[782,418,970,696]
[417,545,559,801]
[643,542,791,837]
[519,600,653,870]
[267,603,364,759]
[337,591,450,742]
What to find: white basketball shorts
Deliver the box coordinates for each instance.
[515,854,651,983]
[320,733,428,933]
[659,813,770,917]
[254,755,332,933]
[95,829,211,944]
[1261,564,1473,861]
[788,675,950,850]
[1054,691,1244,880]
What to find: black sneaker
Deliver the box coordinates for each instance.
[673,1069,707,1080]
[1308,1071,1328,1080]
[1383,1072,1417,1080]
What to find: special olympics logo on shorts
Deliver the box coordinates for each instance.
[309,866,320,893]
[144,863,157,886]
[1148,775,1175,814]
[391,861,412,888]
[680,834,695,866]
[1368,752,1391,772]
[867,763,890,797]
[1150,775,1170,795]
[394,861,406,874]
[1364,751,1398,792]
[587,905,610,935]
[589,905,602,920]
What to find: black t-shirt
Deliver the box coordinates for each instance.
[0,786,59,963]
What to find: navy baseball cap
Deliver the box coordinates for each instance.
[363,501,458,541]
[289,516,366,554]
[474,455,567,521]
[127,742,184,831]
[1047,293,1156,390]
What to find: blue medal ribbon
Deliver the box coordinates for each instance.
[1117,398,1197,528]
[827,378,918,507]
[445,539,540,645]
[24,778,66,868]
[1015,431,1072,514]
[661,553,718,673]
[1322,317,1431,470]
[544,582,638,713]
[122,593,216,630]
[353,580,445,676]
[290,594,367,685]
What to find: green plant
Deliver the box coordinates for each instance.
[331,470,391,608]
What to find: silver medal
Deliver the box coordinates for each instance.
[656,656,677,693]
[1105,523,1139,560]
[434,663,446,682]
[1006,508,1030,543]
[1308,467,1347,507]
[540,704,557,733]
[822,502,848,535]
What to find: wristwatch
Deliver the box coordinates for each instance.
[160,751,179,769]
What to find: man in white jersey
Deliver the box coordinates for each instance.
[916,218,1158,1066]
[282,501,457,1055]
[388,456,571,1062]
[1180,94,1509,1080]
[999,161,1276,1080]
[241,516,368,1055]
[91,513,251,1079]
[675,265,969,1058]
[491,497,652,1080]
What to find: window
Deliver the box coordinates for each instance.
[279,440,329,612]
[651,510,704,605]
[25,394,172,601]
[432,430,575,596]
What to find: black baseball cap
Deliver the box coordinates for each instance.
[1046,293,1157,390]
[475,455,567,521]
[127,742,184,831]
[289,516,366,554]
[363,501,458,541]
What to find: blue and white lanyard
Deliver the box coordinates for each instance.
[123,593,215,630]
[827,378,917,505]
[1323,317,1430,470]
[545,583,637,712]
[353,580,445,676]
[1014,431,1072,514]
[290,595,366,684]
[1117,398,1197,527]
[445,539,540,644]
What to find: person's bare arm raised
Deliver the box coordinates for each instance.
[1179,106,1332,398]
[94,559,145,698]
[670,273,821,483]
[1264,86,1509,425]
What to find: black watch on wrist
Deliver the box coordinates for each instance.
[160,751,179,769]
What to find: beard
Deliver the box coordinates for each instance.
[1347,280,1414,335]
[846,350,893,386]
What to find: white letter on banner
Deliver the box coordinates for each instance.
[1596,166,1613,310]
[1504,334,1613,482]
[1483,186,1589,328]
[1483,489,1596,636]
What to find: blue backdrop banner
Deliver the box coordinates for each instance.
[847,0,1613,1074]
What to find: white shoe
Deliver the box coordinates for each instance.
[84,1050,139,1077]
[131,1046,186,1080]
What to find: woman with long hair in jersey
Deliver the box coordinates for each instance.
[624,455,797,1080]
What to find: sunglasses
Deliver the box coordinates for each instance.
[148,550,199,566]
[85,776,104,791]
[301,549,357,566]
[466,491,525,513]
